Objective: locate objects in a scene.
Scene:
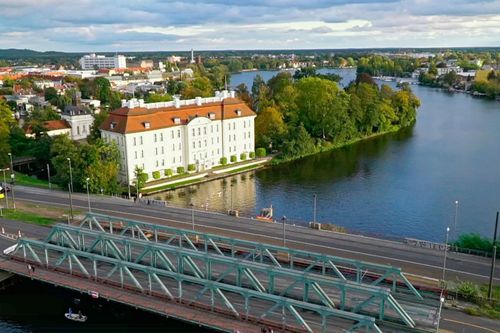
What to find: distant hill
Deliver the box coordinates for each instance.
[0,49,81,60]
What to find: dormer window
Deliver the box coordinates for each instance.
[235,109,242,116]
[143,122,150,129]
[173,117,181,124]
[110,122,116,129]
[208,112,216,120]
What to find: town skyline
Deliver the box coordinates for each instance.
[1,0,499,52]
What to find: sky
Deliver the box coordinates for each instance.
[0,0,499,52]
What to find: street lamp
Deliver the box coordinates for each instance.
[282,216,287,247]
[436,296,445,333]
[230,183,234,211]
[8,153,15,209]
[453,200,459,240]
[442,227,450,284]
[313,194,317,224]
[0,168,9,209]
[86,177,91,212]
[47,163,51,190]
[67,158,73,193]
[190,202,195,231]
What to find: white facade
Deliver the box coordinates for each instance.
[101,92,256,185]
[79,54,126,70]
[61,109,94,140]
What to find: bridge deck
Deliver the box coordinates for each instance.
[0,257,261,333]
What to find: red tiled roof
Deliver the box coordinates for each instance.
[25,120,71,134]
[101,98,255,134]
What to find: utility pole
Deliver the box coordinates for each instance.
[282,216,287,247]
[47,163,51,189]
[453,200,459,240]
[190,202,195,231]
[313,194,317,224]
[1,168,9,209]
[488,211,498,300]
[68,183,73,222]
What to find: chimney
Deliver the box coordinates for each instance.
[174,96,180,108]
[230,90,236,98]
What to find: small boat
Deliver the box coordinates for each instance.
[256,206,274,223]
[65,312,87,322]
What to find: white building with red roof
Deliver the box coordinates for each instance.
[100,90,256,185]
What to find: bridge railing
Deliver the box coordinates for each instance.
[9,237,383,333]
[79,212,423,300]
[47,223,416,327]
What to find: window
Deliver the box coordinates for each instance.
[211,138,214,144]
[244,122,246,129]
[77,126,80,135]
[180,156,182,163]
[198,128,201,136]
[178,142,181,150]
[204,140,207,147]
[141,150,144,158]
[140,136,143,145]
[160,133,163,141]
[154,134,157,142]
[244,144,247,149]
[133,137,136,146]
[204,127,206,135]
[233,123,235,130]
[217,148,220,154]
[244,132,246,139]
[229,135,231,142]
[156,161,159,167]
[172,144,175,151]
[155,148,158,155]
[134,151,137,159]
[198,141,201,148]
[192,142,195,148]
[211,125,213,133]
[234,145,236,151]
[173,157,176,163]
[217,137,219,143]
[229,147,231,152]
[161,147,164,154]
[216,125,219,132]
[178,130,181,138]
[171,131,174,139]
[162,159,164,166]
[192,128,195,136]
[233,134,236,140]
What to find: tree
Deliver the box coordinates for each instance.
[181,76,213,99]
[235,83,252,107]
[145,93,172,103]
[0,100,14,167]
[255,106,287,148]
[281,124,317,159]
[442,71,458,86]
[88,111,109,143]
[44,87,59,105]
[83,139,120,194]
[50,135,84,191]
[134,166,148,194]
[93,77,112,104]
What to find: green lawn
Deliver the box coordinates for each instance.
[2,208,56,226]
[142,178,205,194]
[13,172,57,189]
[225,164,264,174]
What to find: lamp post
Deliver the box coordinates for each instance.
[282,216,287,247]
[8,153,15,209]
[190,202,195,231]
[1,168,8,209]
[230,183,234,212]
[68,183,73,222]
[453,200,459,240]
[313,194,317,224]
[86,177,91,212]
[67,158,73,193]
[442,227,450,284]
[488,211,499,300]
[436,295,445,333]
[47,163,51,189]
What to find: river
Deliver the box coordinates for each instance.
[151,68,500,242]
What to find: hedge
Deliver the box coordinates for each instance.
[220,157,228,165]
[187,164,196,172]
[177,166,185,174]
[230,155,237,163]
[164,169,173,177]
[249,151,255,159]
[152,171,161,179]
[240,153,247,161]
[256,148,266,157]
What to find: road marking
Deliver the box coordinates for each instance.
[443,318,499,333]
[17,197,500,282]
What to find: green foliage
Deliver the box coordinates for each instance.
[88,111,109,144]
[134,166,148,191]
[176,166,185,174]
[145,93,172,103]
[187,164,196,172]
[453,233,494,253]
[249,151,255,159]
[0,100,14,167]
[255,105,287,149]
[220,157,228,165]
[240,153,247,161]
[181,76,214,99]
[152,171,161,179]
[256,148,266,157]
[281,124,318,159]
[457,281,481,302]
[164,168,173,177]
[230,155,237,163]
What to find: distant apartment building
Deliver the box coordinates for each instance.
[100,91,256,185]
[79,53,126,70]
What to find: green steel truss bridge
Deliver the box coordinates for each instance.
[0,212,439,332]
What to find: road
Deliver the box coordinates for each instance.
[11,185,499,286]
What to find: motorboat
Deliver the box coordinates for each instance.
[65,312,87,322]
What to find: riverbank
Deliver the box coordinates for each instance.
[270,126,402,165]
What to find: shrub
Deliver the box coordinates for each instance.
[164,169,173,177]
[177,166,185,174]
[256,147,266,157]
[240,153,247,161]
[230,155,237,163]
[456,281,481,303]
[187,164,196,172]
[220,157,228,165]
[249,151,255,159]
[152,171,161,179]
